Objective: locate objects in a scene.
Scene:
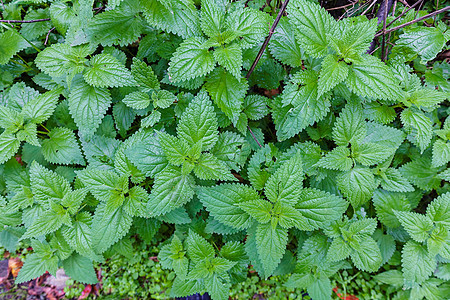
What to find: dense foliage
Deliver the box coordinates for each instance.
[0,0,449,299]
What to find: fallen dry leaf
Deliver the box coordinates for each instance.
[9,257,23,277]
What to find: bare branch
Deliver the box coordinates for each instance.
[374,6,450,37]
[246,0,290,79]
[0,18,50,23]
[248,126,262,148]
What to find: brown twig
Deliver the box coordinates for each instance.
[381,0,389,61]
[434,0,439,23]
[392,0,397,17]
[248,126,262,148]
[246,0,290,79]
[44,27,55,45]
[326,1,357,11]
[361,0,378,16]
[367,0,394,54]
[414,0,425,19]
[374,6,450,37]
[0,18,50,23]
[368,45,381,55]
[397,0,410,7]
[385,0,424,29]
[245,0,290,148]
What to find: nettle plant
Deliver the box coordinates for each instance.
[0,0,449,299]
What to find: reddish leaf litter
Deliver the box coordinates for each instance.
[0,252,68,300]
[333,286,359,300]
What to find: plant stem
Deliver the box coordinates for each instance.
[245,0,290,79]
[0,18,50,23]
[245,0,289,148]
[248,126,262,148]
[384,0,424,29]
[374,5,450,37]
[381,0,389,61]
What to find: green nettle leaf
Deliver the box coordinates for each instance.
[92,202,133,253]
[318,54,349,96]
[403,157,441,191]
[426,193,450,226]
[315,146,352,171]
[62,212,98,259]
[42,127,85,165]
[86,0,142,47]
[83,53,135,88]
[394,211,433,242]
[21,88,63,124]
[226,7,268,49]
[243,95,269,121]
[346,55,403,101]
[131,58,160,92]
[196,183,258,230]
[308,275,332,300]
[141,0,202,39]
[328,18,377,60]
[400,107,433,153]
[62,253,98,284]
[363,102,396,124]
[380,168,415,192]
[0,133,20,164]
[200,0,224,37]
[407,88,447,109]
[82,135,120,170]
[22,208,68,240]
[432,139,450,168]
[239,199,272,224]
[0,105,22,130]
[205,67,248,124]
[0,30,31,65]
[141,111,162,128]
[168,37,215,82]
[269,17,303,68]
[49,1,76,35]
[186,230,215,263]
[125,132,169,178]
[256,223,288,277]
[147,166,195,216]
[16,253,58,284]
[35,43,89,78]
[372,190,411,228]
[296,188,348,230]
[332,102,366,147]
[402,240,436,284]
[352,142,392,166]
[122,91,150,110]
[77,168,128,209]
[158,132,189,166]
[350,235,382,272]
[177,91,218,151]
[264,152,303,206]
[68,76,112,137]
[213,43,243,80]
[337,167,376,208]
[397,26,448,63]
[274,70,330,140]
[287,0,337,57]
[193,153,236,181]
[30,161,71,203]
[153,90,176,109]
[204,275,230,300]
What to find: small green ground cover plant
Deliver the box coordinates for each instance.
[0,0,449,299]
